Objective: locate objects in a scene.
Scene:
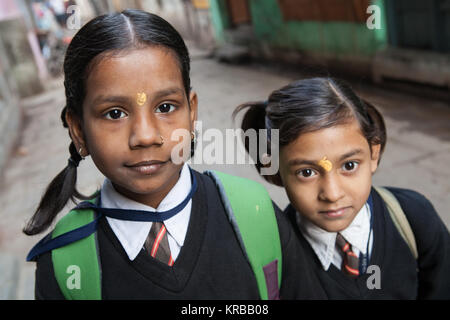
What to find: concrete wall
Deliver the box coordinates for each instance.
[0,0,40,176]
[0,0,43,98]
[0,39,21,178]
[0,97,21,180]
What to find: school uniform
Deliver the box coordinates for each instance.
[102,163,193,262]
[34,164,326,299]
[285,187,450,299]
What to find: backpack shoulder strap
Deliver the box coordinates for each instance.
[204,170,282,300]
[52,203,102,300]
[374,186,418,259]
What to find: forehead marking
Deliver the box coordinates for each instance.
[318,156,333,172]
[136,92,147,106]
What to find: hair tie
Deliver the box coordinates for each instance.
[68,157,80,168]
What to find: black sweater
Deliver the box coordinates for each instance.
[34,170,327,300]
[285,187,450,299]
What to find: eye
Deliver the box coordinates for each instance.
[296,168,317,179]
[342,161,359,172]
[104,109,126,120]
[156,103,176,113]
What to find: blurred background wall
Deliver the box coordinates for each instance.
[0,0,34,179]
[210,0,450,88]
[0,0,449,182]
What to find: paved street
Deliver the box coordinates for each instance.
[0,43,449,299]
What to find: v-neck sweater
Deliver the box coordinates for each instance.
[34,170,327,299]
[285,187,450,299]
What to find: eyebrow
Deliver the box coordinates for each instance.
[152,87,185,101]
[92,95,131,106]
[91,87,185,106]
[339,148,364,161]
[287,148,364,167]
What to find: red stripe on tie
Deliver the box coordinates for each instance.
[343,243,350,252]
[151,225,166,257]
[168,255,174,266]
[345,264,359,276]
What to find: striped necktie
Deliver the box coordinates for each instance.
[145,222,174,266]
[336,233,359,278]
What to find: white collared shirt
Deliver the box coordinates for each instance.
[296,203,373,271]
[100,163,192,261]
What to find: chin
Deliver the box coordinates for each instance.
[320,219,353,233]
[131,179,168,193]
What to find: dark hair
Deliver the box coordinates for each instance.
[233,77,386,185]
[24,10,191,235]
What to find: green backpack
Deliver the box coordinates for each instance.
[50,170,282,300]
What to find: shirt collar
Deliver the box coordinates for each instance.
[297,203,371,271]
[100,163,192,260]
[340,203,371,254]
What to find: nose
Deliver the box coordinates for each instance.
[318,173,345,203]
[129,112,162,149]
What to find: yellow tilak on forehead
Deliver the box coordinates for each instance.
[318,156,333,172]
[136,92,147,106]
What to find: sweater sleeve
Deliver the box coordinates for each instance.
[389,187,450,299]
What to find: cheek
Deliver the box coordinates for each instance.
[166,108,193,134]
[288,190,313,213]
[346,165,373,206]
[164,116,191,136]
[281,174,316,213]
[159,107,193,134]
[84,122,128,163]
[279,162,306,208]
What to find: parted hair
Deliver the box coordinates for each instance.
[233,77,387,186]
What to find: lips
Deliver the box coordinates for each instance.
[319,206,351,218]
[124,159,168,175]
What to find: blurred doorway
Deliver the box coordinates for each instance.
[226,0,251,27]
[386,0,450,52]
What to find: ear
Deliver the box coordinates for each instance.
[370,143,381,174]
[65,111,88,157]
[188,91,198,130]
